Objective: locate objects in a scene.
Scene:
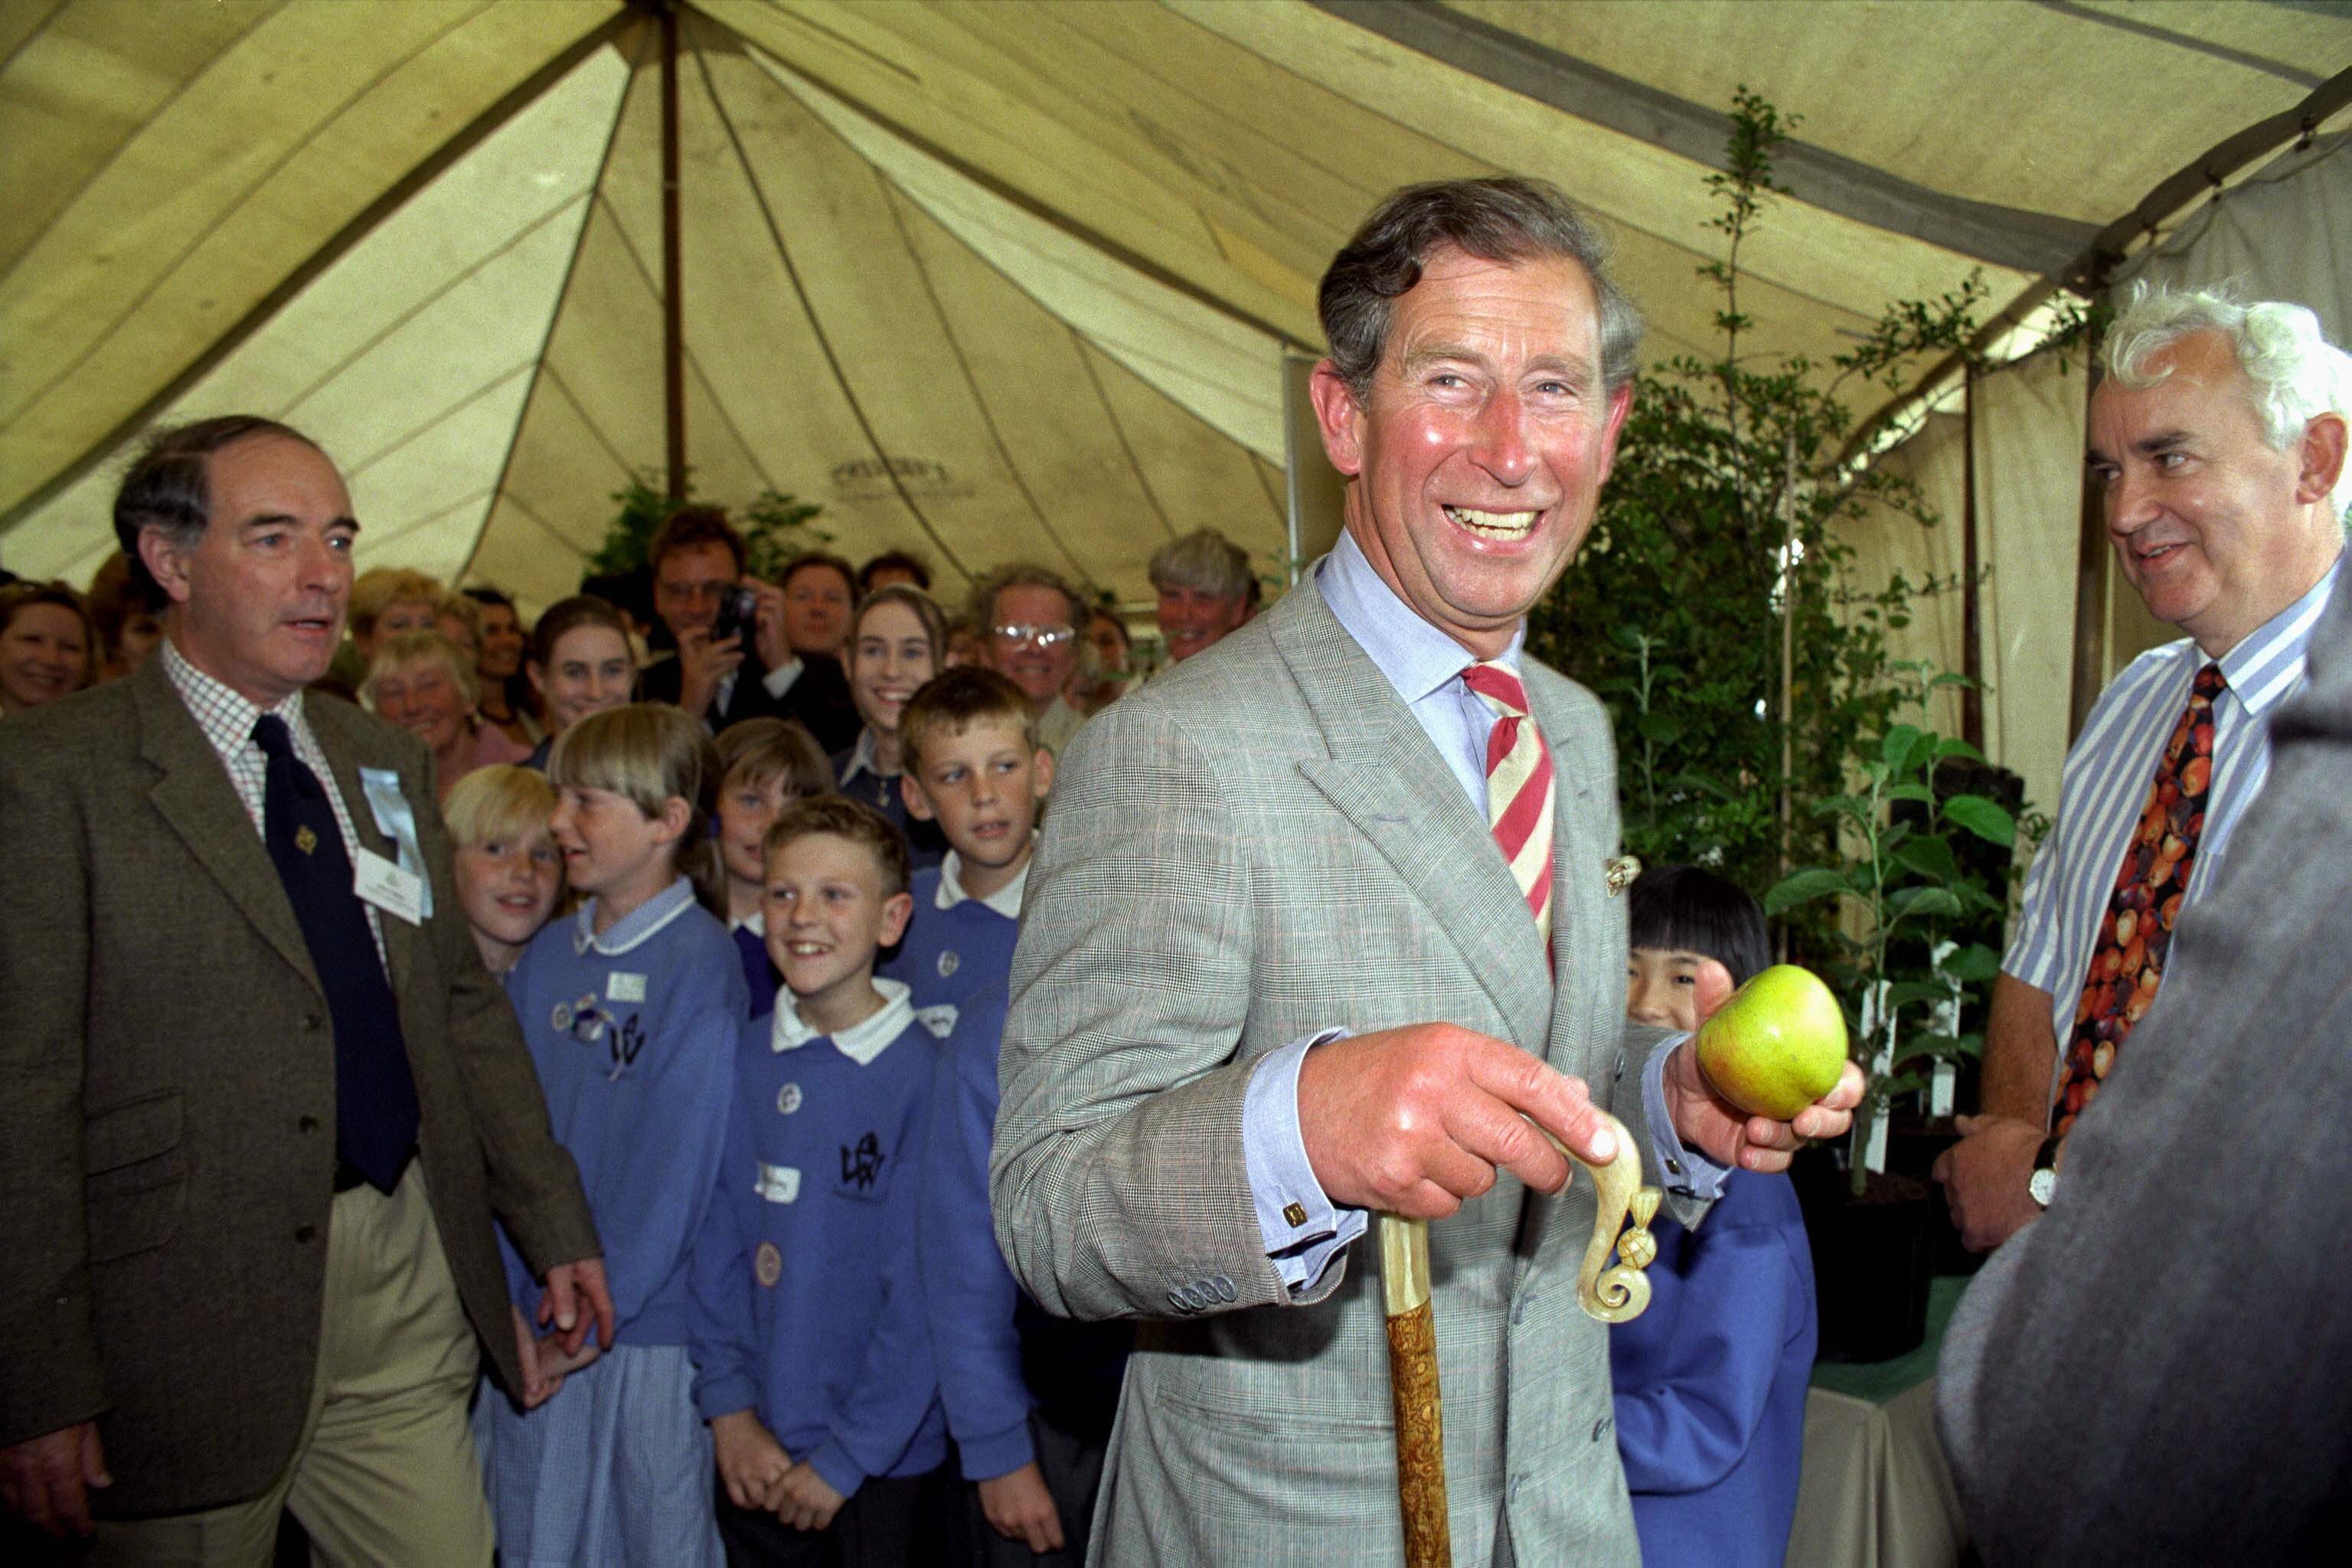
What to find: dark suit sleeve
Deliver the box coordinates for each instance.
[0,723,109,1446]
[408,747,600,1274]
[1936,580,2352,1563]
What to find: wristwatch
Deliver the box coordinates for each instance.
[2028,1135,2063,1208]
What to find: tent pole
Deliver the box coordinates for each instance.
[1960,366,1983,749]
[661,1,687,502]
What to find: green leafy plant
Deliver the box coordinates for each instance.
[587,470,830,583]
[1529,86,1986,938]
[1765,664,2016,1192]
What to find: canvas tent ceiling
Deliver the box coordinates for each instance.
[5,0,2350,616]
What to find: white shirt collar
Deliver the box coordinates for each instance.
[771,976,913,1066]
[838,726,887,785]
[938,844,1031,917]
[572,875,699,956]
[730,909,765,936]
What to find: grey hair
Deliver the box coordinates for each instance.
[967,562,1083,632]
[1146,528,1252,600]
[1318,176,1645,400]
[2103,281,2352,518]
[113,415,324,591]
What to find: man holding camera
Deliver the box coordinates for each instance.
[635,508,858,751]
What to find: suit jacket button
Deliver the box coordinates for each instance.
[295,1224,317,1243]
[1210,1275,1236,1302]
[299,1116,320,1133]
[1591,1416,1612,1441]
[1166,1290,1190,1314]
[304,1014,324,1032]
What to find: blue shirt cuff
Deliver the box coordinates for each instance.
[1242,1029,1368,1295]
[807,1438,865,1501]
[1642,1034,1730,1201]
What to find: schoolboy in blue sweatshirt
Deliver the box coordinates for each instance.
[1612,866,1816,1568]
[881,667,1050,1014]
[690,795,954,1567]
[893,668,1129,1562]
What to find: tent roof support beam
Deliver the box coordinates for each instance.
[1312,0,2099,275]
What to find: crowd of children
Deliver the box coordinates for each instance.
[439,630,1129,1566]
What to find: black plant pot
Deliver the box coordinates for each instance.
[1793,1152,1936,1363]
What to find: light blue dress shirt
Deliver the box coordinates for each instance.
[1241,531,1726,1293]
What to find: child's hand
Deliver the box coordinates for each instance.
[773,1460,846,1532]
[710,1411,791,1511]
[534,1331,602,1381]
[978,1462,1065,1553]
[508,1305,556,1410]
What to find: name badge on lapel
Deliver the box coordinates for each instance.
[358,767,433,920]
[353,848,426,926]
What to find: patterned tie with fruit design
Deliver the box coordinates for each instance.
[2053,662,2225,1136]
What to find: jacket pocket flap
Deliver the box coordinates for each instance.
[84,1092,185,1174]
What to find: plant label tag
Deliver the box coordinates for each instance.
[1863,1109,1889,1174]
[1930,1060,1956,1117]
[352,849,425,926]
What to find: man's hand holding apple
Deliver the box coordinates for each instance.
[1658,960,1863,1173]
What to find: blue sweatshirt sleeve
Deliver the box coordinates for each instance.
[1610,1203,1808,1494]
[920,991,1036,1480]
[808,1040,946,1498]
[587,937,746,1338]
[688,1034,763,1423]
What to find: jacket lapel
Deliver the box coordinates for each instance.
[1526,672,1612,1081]
[1272,583,1553,1050]
[133,659,322,995]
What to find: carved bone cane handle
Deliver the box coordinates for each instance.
[1381,1112,1664,1568]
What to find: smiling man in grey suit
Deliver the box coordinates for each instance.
[992,179,1862,1566]
[0,417,610,1563]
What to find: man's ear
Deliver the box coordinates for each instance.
[879,890,915,949]
[2295,411,2347,508]
[1031,748,1055,800]
[900,773,935,822]
[136,525,198,607]
[1308,360,1367,479]
[1594,380,1636,486]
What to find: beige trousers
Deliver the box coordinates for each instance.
[93,1165,495,1567]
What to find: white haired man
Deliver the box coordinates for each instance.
[1148,528,1253,665]
[1933,286,2348,1251]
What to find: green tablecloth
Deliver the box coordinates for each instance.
[1810,1272,1971,1403]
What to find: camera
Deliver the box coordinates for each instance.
[710,585,757,645]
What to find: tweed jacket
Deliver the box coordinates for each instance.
[993,573,1686,1566]
[1936,564,2352,1563]
[0,655,599,1515]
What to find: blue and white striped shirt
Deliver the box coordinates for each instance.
[2006,557,2342,1060]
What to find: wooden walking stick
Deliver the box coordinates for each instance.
[1381,1112,1664,1567]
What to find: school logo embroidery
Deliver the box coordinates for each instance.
[754,1241,782,1288]
[776,1083,802,1116]
[607,1013,647,1080]
[840,1132,885,1190]
[936,950,959,978]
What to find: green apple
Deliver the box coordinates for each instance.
[1693,965,1848,1121]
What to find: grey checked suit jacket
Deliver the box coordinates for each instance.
[993,574,1683,1566]
[0,657,599,1514]
[1936,563,2352,1563]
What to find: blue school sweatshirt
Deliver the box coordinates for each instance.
[729,914,780,1020]
[689,981,950,1498]
[919,985,1131,1481]
[833,730,946,872]
[501,877,747,1346]
[1609,1168,1816,1568]
[880,853,1025,1013]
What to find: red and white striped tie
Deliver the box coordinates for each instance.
[1462,661,1555,946]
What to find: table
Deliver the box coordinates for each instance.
[1783,1276,1970,1568]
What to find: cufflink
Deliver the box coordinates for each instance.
[1282,1202,1307,1228]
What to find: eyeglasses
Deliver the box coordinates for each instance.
[990,622,1076,649]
